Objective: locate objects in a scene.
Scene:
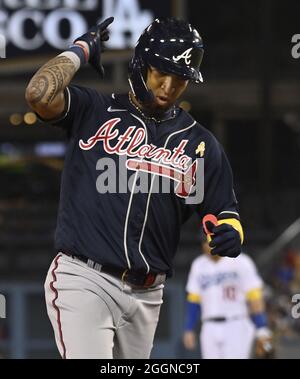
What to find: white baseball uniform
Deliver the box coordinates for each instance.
[186,253,263,359]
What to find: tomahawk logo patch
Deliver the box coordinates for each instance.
[173,48,193,65]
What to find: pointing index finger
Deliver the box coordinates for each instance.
[98,16,114,30]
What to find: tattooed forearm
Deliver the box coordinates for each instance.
[28,75,49,104]
[27,56,77,105]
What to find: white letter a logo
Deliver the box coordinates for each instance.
[172,48,193,65]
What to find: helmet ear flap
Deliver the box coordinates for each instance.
[128,54,154,105]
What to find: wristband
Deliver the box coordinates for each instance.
[184,301,201,331]
[74,41,90,62]
[66,43,89,66]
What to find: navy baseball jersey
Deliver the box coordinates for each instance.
[50,85,239,277]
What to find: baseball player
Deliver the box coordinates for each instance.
[183,236,273,359]
[25,17,244,359]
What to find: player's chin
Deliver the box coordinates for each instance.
[154,96,174,110]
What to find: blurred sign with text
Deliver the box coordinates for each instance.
[0,0,172,57]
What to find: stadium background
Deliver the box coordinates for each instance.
[0,0,299,358]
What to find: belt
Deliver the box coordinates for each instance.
[204,317,226,322]
[62,252,166,288]
[203,316,244,322]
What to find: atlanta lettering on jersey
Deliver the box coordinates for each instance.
[79,118,203,198]
[79,118,192,170]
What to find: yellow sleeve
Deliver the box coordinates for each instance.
[246,288,263,301]
[187,293,202,304]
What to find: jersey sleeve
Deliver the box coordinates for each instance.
[36,85,104,137]
[52,85,95,135]
[197,135,239,220]
[186,259,201,298]
[240,255,263,295]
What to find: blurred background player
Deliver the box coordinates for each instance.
[182,233,274,359]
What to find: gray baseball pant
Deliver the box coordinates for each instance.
[44,253,164,359]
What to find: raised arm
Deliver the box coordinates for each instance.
[25,55,79,120]
[25,16,114,121]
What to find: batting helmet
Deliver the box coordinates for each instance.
[128,17,204,104]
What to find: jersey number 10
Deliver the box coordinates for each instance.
[223,286,236,301]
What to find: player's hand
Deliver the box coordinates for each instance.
[205,220,241,258]
[182,331,197,350]
[255,336,275,359]
[74,16,114,77]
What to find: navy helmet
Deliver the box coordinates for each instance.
[128,17,204,104]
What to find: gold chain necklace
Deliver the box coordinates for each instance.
[128,93,177,124]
